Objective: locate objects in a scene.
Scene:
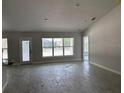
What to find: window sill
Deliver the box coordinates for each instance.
[42,55,74,58]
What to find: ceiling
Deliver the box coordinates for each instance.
[2,0,118,32]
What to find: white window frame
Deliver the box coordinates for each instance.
[42,37,74,57]
[63,38,74,56]
[42,38,53,57]
[53,38,64,56]
[2,38,8,63]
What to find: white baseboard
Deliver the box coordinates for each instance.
[90,61,121,75]
[32,59,82,64]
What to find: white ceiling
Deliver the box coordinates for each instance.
[2,0,118,32]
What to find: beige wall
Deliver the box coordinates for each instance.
[83,5,121,73]
[2,32,82,63]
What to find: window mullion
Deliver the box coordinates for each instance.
[52,38,54,56]
[63,38,64,56]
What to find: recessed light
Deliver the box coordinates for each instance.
[76,3,80,7]
[91,17,96,21]
[74,3,80,8]
[44,18,48,21]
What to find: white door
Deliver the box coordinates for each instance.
[21,38,32,63]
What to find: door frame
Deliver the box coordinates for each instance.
[20,37,32,64]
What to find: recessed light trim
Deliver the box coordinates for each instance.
[76,3,80,7]
[91,17,96,21]
[44,18,48,21]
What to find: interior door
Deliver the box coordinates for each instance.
[20,38,32,64]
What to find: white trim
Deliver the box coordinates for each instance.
[42,37,74,57]
[90,61,121,75]
[32,59,82,64]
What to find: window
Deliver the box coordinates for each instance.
[42,38,74,57]
[2,38,8,63]
[54,38,63,56]
[42,38,53,57]
[64,38,74,55]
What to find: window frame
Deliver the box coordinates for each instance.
[42,37,74,57]
[63,38,74,56]
[2,38,8,63]
[42,38,53,57]
[53,38,64,56]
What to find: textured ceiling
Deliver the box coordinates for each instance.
[2,0,118,32]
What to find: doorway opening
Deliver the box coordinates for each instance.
[20,38,32,64]
[83,36,89,62]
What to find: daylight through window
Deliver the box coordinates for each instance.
[42,38,74,57]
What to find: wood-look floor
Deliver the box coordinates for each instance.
[3,62,121,93]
